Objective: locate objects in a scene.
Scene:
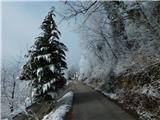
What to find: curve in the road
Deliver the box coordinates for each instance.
[66,82,137,120]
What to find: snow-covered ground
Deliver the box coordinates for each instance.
[42,91,74,120]
[1,97,32,120]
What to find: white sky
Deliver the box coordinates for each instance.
[1,1,81,66]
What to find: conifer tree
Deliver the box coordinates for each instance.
[19,8,68,102]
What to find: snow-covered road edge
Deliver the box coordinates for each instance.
[42,91,74,120]
[85,82,159,120]
[85,83,118,100]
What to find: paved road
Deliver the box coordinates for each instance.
[66,81,136,120]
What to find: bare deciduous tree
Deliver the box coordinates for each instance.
[1,57,33,119]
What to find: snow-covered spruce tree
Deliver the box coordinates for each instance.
[19,9,68,102]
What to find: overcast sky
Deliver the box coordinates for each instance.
[2,1,81,66]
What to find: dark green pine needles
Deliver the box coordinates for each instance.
[19,9,68,102]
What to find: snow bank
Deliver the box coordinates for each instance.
[42,91,74,120]
[101,91,118,100]
[42,105,70,120]
[87,82,118,100]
